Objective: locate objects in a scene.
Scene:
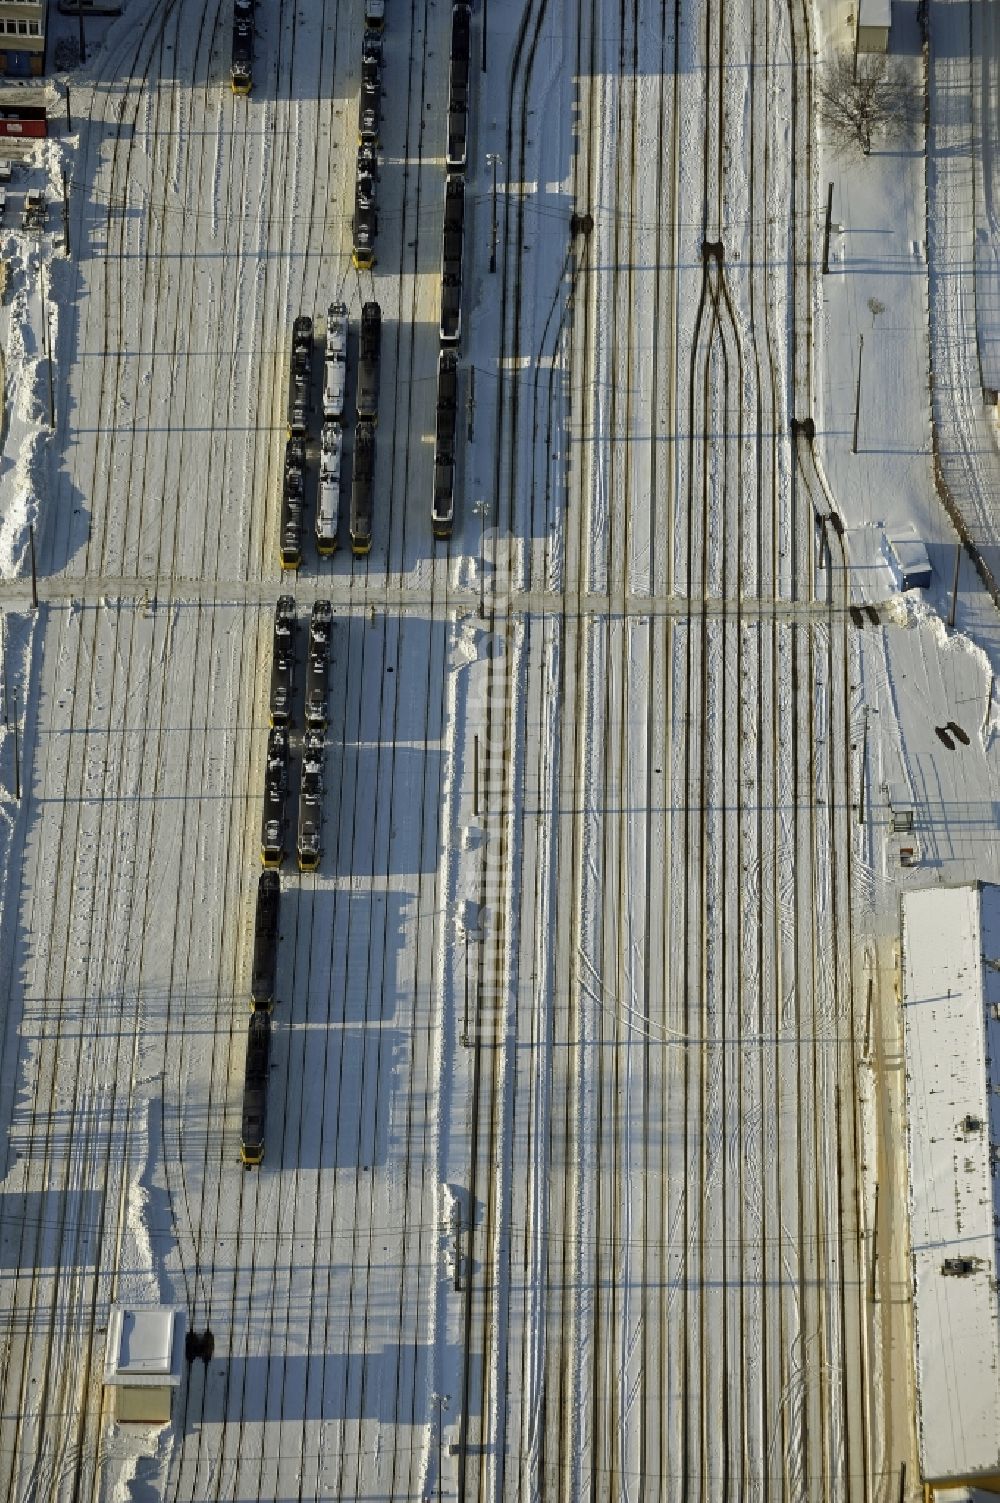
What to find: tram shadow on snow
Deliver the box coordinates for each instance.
[298,886,411,1027]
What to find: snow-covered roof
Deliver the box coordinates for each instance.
[103,1307,185,1388]
[901,885,1000,1485]
[859,0,891,28]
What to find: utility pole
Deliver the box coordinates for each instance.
[852,333,864,454]
[822,182,834,274]
[947,541,961,629]
[29,526,38,610]
[62,169,70,257]
[65,87,71,132]
[12,690,20,802]
[486,153,500,274]
[41,277,54,430]
[481,0,487,71]
[473,733,480,816]
[78,0,86,66]
[473,498,489,616]
[1,611,7,725]
[858,705,869,828]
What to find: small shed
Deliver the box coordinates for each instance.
[882,529,932,591]
[103,1306,185,1424]
[857,0,891,52]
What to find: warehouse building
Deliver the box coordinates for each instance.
[901,884,1000,1499]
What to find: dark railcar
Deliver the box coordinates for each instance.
[287,315,313,437]
[269,595,296,727]
[451,3,471,62]
[446,108,467,173]
[250,870,279,1011]
[444,175,465,233]
[432,455,455,540]
[353,202,377,270]
[362,27,383,65]
[356,301,381,422]
[440,277,462,345]
[433,350,459,538]
[358,76,380,147]
[240,1011,272,1165]
[350,420,376,555]
[231,15,253,93]
[260,727,289,868]
[449,58,469,114]
[279,437,306,570]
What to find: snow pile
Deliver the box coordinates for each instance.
[0,201,65,578]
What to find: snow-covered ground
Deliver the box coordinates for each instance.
[0,0,998,1496]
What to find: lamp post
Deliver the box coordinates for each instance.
[485,153,500,273]
[472,497,489,617]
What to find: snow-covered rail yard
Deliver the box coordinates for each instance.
[0,0,999,1496]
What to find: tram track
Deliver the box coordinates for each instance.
[0,0,219,1490]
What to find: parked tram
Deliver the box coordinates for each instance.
[260,727,289,867]
[279,437,306,570]
[297,733,325,872]
[240,1011,271,1165]
[350,421,376,556]
[316,424,343,555]
[269,595,296,727]
[250,870,279,1012]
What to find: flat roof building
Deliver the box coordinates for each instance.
[901,884,1000,1498]
[103,1306,186,1425]
[857,0,891,52]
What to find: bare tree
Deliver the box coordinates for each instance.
[817,53,913,156]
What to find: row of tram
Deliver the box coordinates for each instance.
[242,597,335,1165]
[432,3,472,540]
[279,304,381,564]
[231,0,254,93]
[263,598,333,869]
[353,29,383,269]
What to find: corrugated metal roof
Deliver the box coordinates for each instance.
[902,884,1000,1484]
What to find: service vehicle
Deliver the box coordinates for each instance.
[240,1011,272,1165]
[279,437,306,570]
[297,736,325,872]
[260,727,289,867]
[251,870,279,1011]
[287,315,313,437]
[351,420,376,555]
[323,302,349,421]
[269,595,296,727]
[356,301,381,421]
[316,423,343,555]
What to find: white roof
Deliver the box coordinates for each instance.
[901,885,1000,1484]
[859,0,891,27]
[103,1307,185,1388]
